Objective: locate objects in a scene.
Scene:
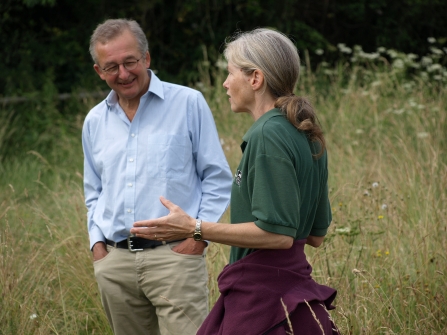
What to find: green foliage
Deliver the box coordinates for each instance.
[2,0,446,97]
[21,0,56,7]
[1,1,446,163]
[1,50,446,334]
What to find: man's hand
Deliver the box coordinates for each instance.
[92,241,108,261]
[172,238,207,255]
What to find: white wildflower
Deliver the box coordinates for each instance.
[30,314,37,320]
[215,59,227,70]
[387,49,398,58]
[335,227,351,234]
[392,59,405,69]
[421,56,433,66]
[402,82,415,90]
[406,53,418,61]
[362,52,380,60]
[420,71,429,79]
[381,204,388,210]
[430,47,443,55]
[372,182,379,188]
[337,43,353,53]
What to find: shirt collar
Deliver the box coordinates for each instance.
[242,108,283,144]
[105,69,164,109]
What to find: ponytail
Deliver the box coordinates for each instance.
[275,95,326,158]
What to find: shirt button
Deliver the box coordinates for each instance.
[129,158,134,162]
[128,183,133,187]
[131,133,135,137]
[127,209,132,213]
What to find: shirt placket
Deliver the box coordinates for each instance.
[124,118,138,231]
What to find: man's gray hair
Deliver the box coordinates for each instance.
[89,19,149,64]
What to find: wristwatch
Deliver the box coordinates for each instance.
[193,219,203,241]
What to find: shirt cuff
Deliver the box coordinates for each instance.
[309,227,328,237]
[89,225,106,250]
[255,219,297,238]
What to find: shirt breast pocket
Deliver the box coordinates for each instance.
[147,134,191,180]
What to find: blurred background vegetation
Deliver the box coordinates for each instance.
[0,0,446,161]
[2,0,447,93]
[1,1,447,333]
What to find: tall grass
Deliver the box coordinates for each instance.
[1,45,446,334]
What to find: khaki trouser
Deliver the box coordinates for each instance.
[93,241,209,335]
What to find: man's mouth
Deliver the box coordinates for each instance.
[119,78,136,86]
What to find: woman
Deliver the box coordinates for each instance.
[131,28,339,335]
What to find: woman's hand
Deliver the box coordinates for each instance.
[131,196,196,241]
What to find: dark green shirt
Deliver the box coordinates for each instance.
[229,108,332,264]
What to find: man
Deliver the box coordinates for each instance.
[82,19,232,335]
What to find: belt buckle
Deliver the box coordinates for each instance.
[127,235,143,252]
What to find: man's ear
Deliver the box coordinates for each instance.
[250,69,265,91]
[145,51,151,69]
[93,64,106,80]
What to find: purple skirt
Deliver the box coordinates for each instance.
[198,239,340,335]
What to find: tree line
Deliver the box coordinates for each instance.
[1,0,446,97]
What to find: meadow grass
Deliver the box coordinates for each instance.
[1,48,446,334]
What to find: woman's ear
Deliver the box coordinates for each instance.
[250,69,265,91]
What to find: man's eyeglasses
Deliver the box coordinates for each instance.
[101,55,144,75]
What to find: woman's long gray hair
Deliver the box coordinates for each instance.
[223,28,326,157]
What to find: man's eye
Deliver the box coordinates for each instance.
[125,61,137,66]
[105,65,118,72]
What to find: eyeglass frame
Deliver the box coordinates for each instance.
[100,54,145,75]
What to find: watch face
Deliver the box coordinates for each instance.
[193,233,202,241]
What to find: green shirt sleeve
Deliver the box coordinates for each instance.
[248,145,301,238]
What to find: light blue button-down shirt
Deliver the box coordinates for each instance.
[82,71,232,249]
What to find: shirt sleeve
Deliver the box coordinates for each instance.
[189,93,233,222]
[250,153,300,238]
[82,117,106,249]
